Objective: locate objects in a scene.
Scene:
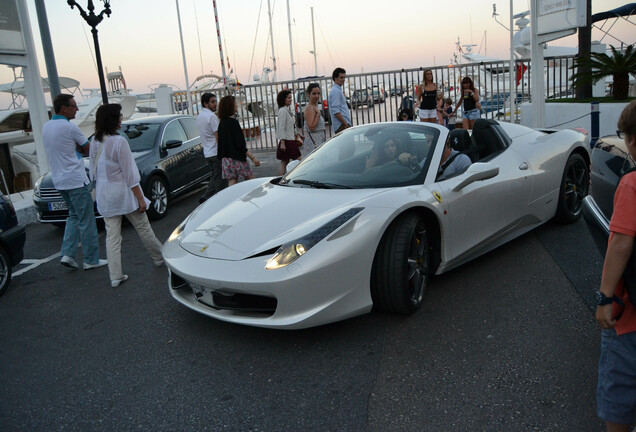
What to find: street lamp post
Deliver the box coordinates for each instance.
[67,0,111,105]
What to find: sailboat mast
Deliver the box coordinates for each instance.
[287,0,295,80]
[175,0,193,114]
[311,7,318,76]
[267,0,277,82]
[212,0,228,87]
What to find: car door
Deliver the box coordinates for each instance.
[160,118,192,192]
[179,117,208,181]
[434,146,533,262]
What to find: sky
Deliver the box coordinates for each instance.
[1,0,633,104]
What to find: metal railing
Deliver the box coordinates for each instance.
[172,55,580,150]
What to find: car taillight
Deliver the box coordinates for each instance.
[2,196,16,217]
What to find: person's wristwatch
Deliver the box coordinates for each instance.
[595,290,614,306]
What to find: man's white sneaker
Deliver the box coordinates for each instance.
[60,256,78,269]
[83,259,108,270]
[153,259,164,267]
[111,275,128,287]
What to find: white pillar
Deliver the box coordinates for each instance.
[17,0,49,176]
[530,0,545,128]
[509,0,515,122]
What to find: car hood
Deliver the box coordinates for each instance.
[178,179,388,261]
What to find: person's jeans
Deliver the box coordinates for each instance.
[200,156,227,201]
[59,184,100,265]
[104,210,163,282]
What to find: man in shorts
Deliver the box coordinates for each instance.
[596,100,636,431]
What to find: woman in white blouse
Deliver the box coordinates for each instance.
[90,104,164,287]
[275,89,302,175]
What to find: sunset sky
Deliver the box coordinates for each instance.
[1,0,632,104]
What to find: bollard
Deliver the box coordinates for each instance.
[590,101,599,148]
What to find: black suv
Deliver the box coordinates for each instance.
[33,114,210,223]
[0,183,26,295]
[583,135,634,257]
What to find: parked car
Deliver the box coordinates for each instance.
[481,92,524,113]
[388,86,404,97]
[0,174,26,295]
[164,119,590,329]
[583,135,634,258]
[371,86,386,103]
[33,114,210,223]
[350,88,374,109]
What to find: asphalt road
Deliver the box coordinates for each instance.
[0,152,605,432]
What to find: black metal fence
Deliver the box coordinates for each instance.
[172,55,580,150]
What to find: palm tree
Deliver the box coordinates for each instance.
[571,44,636,100]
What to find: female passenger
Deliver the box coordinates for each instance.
[89,104,164,288]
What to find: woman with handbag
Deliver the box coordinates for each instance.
[89,104,164,288]
[217,95,260,187]
[302,83,327,158]
[275,89,302,175]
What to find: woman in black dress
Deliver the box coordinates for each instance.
[217,95,260,186]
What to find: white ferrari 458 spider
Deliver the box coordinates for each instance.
[163,119,590,329]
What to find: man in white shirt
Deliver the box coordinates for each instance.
[42,94,107,270]
[328,68,352,134]
[197,93,226,203]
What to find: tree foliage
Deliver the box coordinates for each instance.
[571,45,636,100]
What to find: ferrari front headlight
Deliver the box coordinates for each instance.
[265,207,363,270]
[168,218,188,242]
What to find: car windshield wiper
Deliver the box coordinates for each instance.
[291,179,351,189]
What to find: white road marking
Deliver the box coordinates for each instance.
[12,231,106,278]
[13,252,61,277]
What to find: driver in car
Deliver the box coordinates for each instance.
[365,137,417,171]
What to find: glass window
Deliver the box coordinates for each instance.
[161,120,188,146]
[119,122,161,152]
[281,124,438,189]
[179,117,200,140]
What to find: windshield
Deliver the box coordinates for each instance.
[281,123,440,189]
[119,123,161,152]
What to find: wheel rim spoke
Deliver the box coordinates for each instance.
[152,182,167,213]
[407,228,428,305]
[563,161,587,213]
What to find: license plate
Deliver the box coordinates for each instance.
[189,282,206,296]
[48,201,68,211]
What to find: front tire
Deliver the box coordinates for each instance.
[371,213,430,314]
[146,175,168,220]
[0,246,12,296]
[555,153,589,223]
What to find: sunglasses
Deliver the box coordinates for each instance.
[617,130,625,139]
